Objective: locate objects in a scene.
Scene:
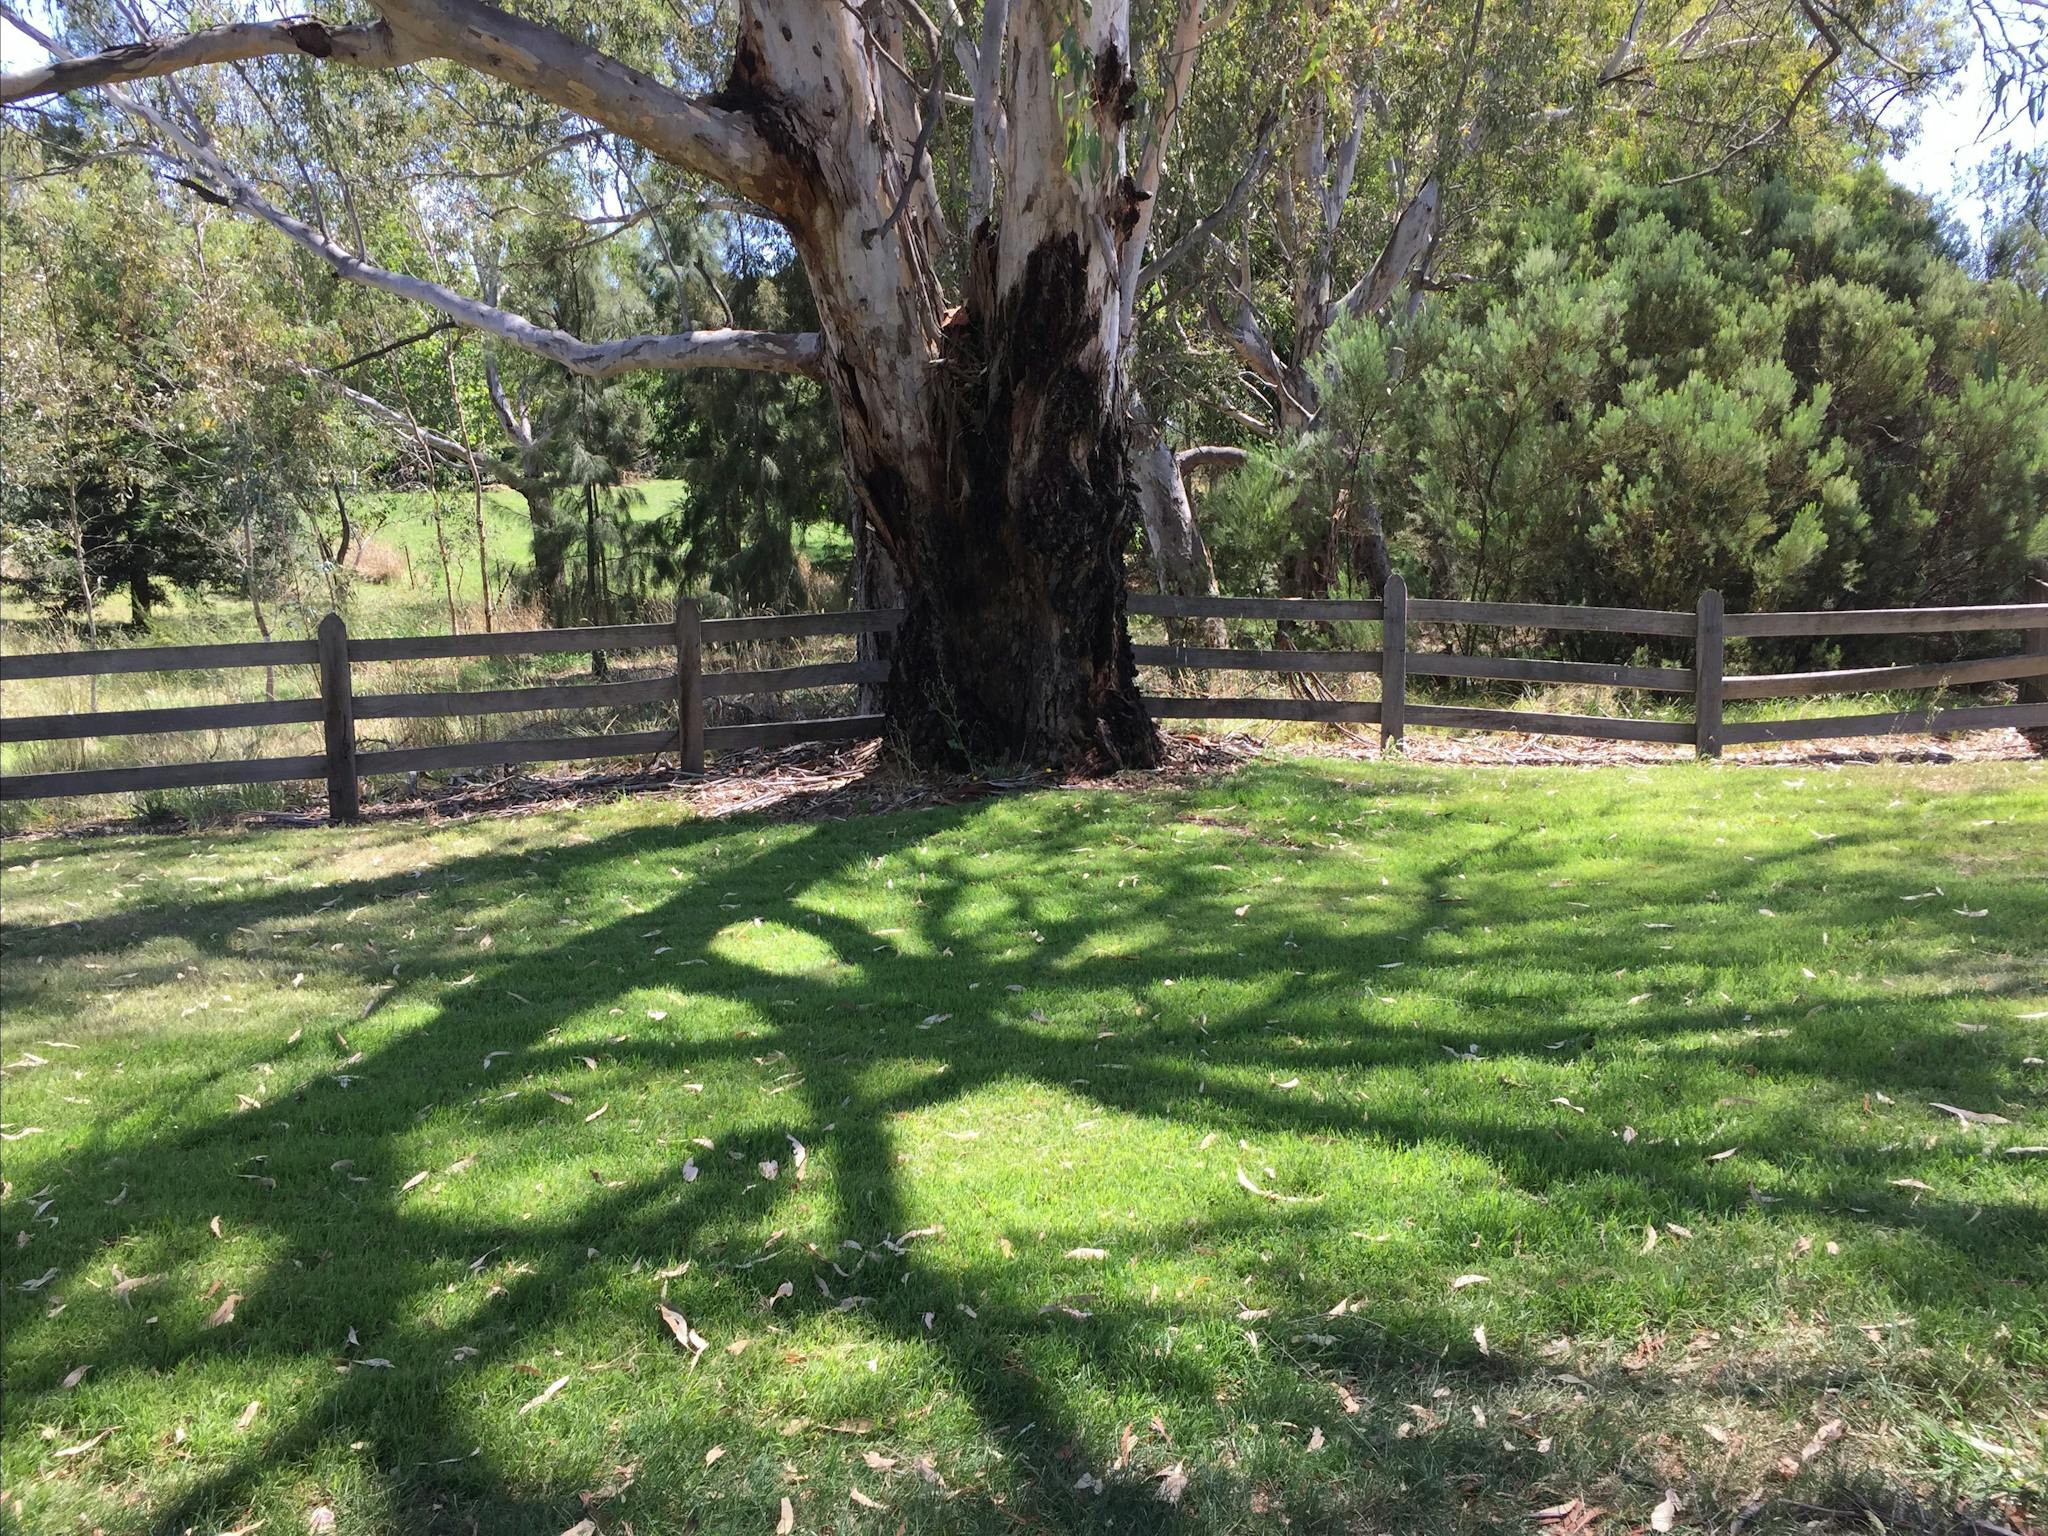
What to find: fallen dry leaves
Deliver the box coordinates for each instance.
[657,1301,709,1367]
[518,1375,570,1415]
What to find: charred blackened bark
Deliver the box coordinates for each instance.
[849,492,898,716]
[870,233,1156,770]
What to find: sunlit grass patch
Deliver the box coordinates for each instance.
[2,756,2043,1533]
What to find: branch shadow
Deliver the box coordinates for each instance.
[3,764,2042,1531]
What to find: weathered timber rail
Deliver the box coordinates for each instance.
[1,605,900,814]
[1126,580,2048,754]
[2,585,2043,820]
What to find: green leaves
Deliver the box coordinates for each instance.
[1271,166,2047,630]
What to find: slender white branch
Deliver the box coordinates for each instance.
[322,372,509,472]
[214,146,822,376]
[257,188,824,376]
[1116,0,1212,331]
[1337,176,1439,320]
[1292,86,1371,349]
[20,15,824,384]
[1599,0,1651,83]
[968,0,1010,223]
[481,352,534,454]
[939,0,983,82]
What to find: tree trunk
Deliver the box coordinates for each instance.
[444,336,495,631]
[1355,479,1395,597]
[850,490,898,717]
[746,0,1158,768]
[519,487,566,623]
[869,232,1155,767]
[1131,397,1227,647]
[126,564,155,627]
[242,500,277,701]
[66,478,100,715]
[584,482,607,677]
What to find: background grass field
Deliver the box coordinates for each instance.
[2,757,2042,1533]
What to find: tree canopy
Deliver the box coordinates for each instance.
[2,0,2043,759]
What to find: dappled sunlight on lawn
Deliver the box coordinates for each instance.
[2,758,2043,1533]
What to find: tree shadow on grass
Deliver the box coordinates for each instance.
[2,767,2042,1532]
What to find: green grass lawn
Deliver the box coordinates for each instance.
[2,759,2044,1534]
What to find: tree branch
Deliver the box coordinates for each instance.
[1,0,789,213]
[317,371,523,482]
[15,12,825,385]
[864,0,949,248]
[1116,0,1217,329]
[0,14,423,103]
[217,149,825,376]
[1337,176,1440,320]
[327,321,458,374]
[368,0,787,206]
[1177,445,1248,473]
[481,352,534,454]
[967,0,1009,222]
[1138,113,1273,290]
[1660,0,1841,185]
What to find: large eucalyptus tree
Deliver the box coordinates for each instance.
[3,0,1245,767]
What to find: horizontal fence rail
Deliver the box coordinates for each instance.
[1,604,898,812]
[1725,604,2048,638]
[2,589,2043,818]
[1130,581,2048,758]
[3,696,327,741]
[0,637,319,681]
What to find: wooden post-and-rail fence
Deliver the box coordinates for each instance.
[1127,582,2048,753]
[2,589,2045,822]
[1,602,899,819]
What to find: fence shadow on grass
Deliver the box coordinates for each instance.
[2,765,2042,1533]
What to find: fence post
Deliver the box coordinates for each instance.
[675,594,704,774]
[1380,573,1407,752]
[2022,610,2047,745]
[2022,564,2047,708]
[1694,588,1725,760]
[317,611,360,822]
